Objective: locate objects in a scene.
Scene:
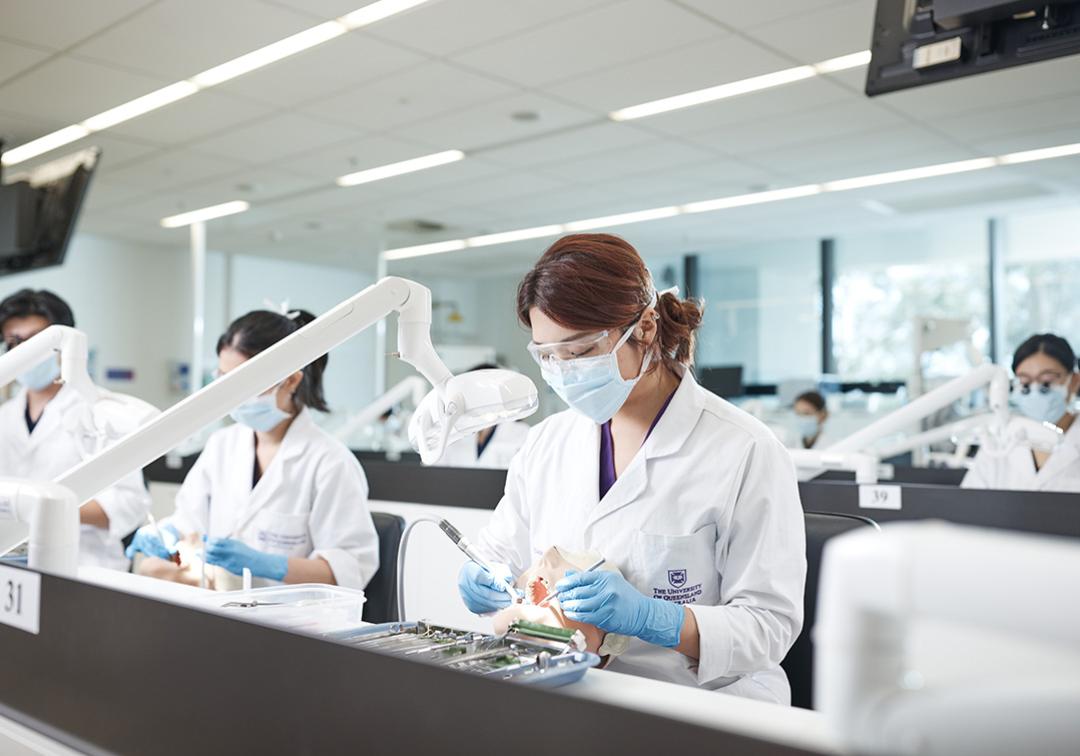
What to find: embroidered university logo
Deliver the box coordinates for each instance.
[668,569,687,588]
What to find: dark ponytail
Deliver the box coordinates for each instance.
[656,289,704,368]
[217,309,330,412]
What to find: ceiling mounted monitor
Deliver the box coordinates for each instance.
[0,146,99,275]
[866,1,1080,95]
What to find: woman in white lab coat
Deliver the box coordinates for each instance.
[962,333,1080,492]
[128,310,379,589]
[0,289,151,570]
[457,234,806,704]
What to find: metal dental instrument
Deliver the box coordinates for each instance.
[438,519,520,603]
[537,557,607,607]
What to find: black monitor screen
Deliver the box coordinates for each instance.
[698,366,744,399]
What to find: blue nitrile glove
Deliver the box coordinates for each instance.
[556,570,685,648]
[125,524,180,560]
[457,561,516,614]
[204,537,288,581]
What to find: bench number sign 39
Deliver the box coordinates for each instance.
[0,564,40,635]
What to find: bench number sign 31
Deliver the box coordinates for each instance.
[0,564,40,634]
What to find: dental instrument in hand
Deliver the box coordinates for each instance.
[438,519,520,603]
[537,557,606,607]
[147,512,180,565]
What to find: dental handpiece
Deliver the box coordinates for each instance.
[438,519,519,602]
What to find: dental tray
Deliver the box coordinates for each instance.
[324,620,601,688]
[199,584,367,636]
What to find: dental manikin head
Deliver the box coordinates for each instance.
[493,546,630,658]
[135,533,216,588]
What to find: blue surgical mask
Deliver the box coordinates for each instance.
[795,415,820,440]
[17,358,60,392]
[540,320,651,424]
[230,390,290,432]
[1012,383,1069,424]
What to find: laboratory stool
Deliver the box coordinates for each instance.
[362,512,405,624]
[782,510,878,710]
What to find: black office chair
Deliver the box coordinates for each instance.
[782,510,877,710]
[361,512,405,624]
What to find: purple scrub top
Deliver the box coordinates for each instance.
[599,390,676,499]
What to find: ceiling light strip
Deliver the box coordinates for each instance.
[609,50,871,122]
[382,140,1080,260]
[1,0,434,167]
[160,200,250,228]
[336,150,465,187]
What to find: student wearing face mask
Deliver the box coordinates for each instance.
[792,390,831,449]
[0,289,152,570]
[127,310,379,589]
[456,234,806,704]
[962,333,1080,492]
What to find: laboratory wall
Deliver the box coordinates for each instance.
[0,233,191,410]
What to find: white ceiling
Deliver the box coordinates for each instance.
[0,0,1078,278]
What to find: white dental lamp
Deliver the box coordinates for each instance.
[816,522,1080,755]
[6,278,536,575]
[793,363,1063,482]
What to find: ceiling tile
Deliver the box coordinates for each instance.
[0,56,168,125]
[99,149,250,191]
[930,93,1080,146]
[543,34,791,114]
[108,89,275,145]
[71,0,316,79]
[533,138,715,184]
[740,0,876,63]
[0,0,155,51]
[275,134,432,180]
[678,0,855,32]
[0,40,52,87]
[368,0,615,57]
[478,121,653,168]
[331,156,505,202]
[217,33,425,107]
[301,61,514,131]
[190,112,362,164]
[395,93,598,152]
[450,0,717,88]
[419,170,571,209]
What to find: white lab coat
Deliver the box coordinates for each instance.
[0,385,151,570]
[961,417,1080,492]
[162,408,379,590]
[439,421,531,469]
[476,370,806,704]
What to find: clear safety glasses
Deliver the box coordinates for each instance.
[526,329,621,367]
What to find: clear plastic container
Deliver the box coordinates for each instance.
[200,583,367,636]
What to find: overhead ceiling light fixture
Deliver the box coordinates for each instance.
[382,138,1080,261]
[0,0,436,167]
[336,150,465,187]
[160,200,250,229]
[609,50,871,122]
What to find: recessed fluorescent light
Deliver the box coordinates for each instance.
[381,138,1080,261]
[192,21,347,87]
[339,0,434,29]
[610,66,816,121]
[822,157,998,192]
[467,225,565,247]
[336,150,465,187]
[160,201,250,229]
[609,50,870,122]
[1,4,433,167]
[82,82,199,131]
[564,207,680,231]
[0,125,91,166]
[383,239,467,261]
[813,50,873,74]
[997,142,1080,165]
[681,184,823,214]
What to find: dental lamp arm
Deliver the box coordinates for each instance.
[788,449,880,484]
[333,376,429,442]
[826,363,1010,454]
[0,325,99,405]
[54,277,454,506]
